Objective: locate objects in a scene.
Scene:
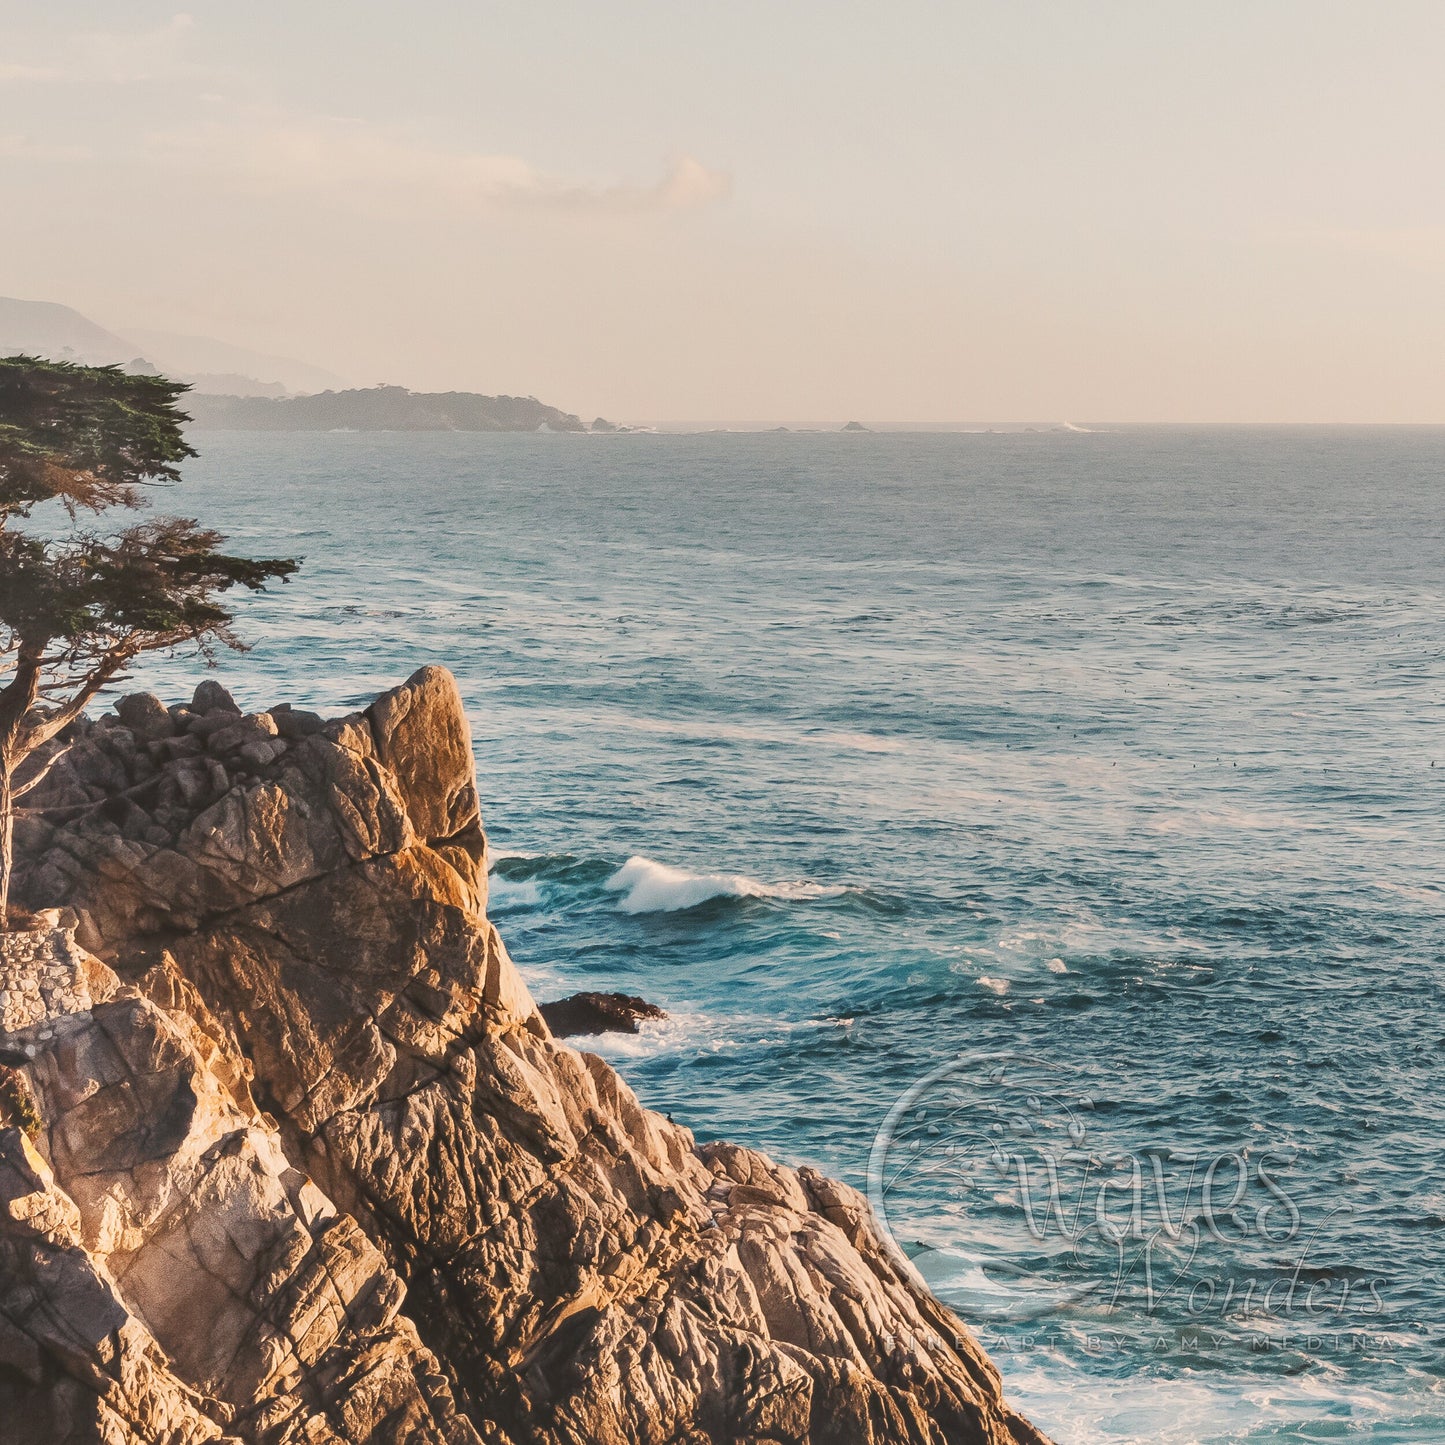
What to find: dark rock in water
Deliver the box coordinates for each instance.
[590,416,617,432]
[4,666,1054,1445]
[842,419,871,432]
[540,990,666,1036]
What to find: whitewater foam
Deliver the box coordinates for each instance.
[604,855,846,914]
[486,875,544,910]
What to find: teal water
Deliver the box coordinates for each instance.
[132,428,1445,1443]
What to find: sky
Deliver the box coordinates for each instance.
[2,2,1444,424]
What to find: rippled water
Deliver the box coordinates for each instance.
[130,428,1445,1443]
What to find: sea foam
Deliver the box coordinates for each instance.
[485,875,544,910]
[604,855,844,914]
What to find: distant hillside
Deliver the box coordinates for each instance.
[121,327,346,394]
[2,296,586,430]
[0,296,141,367]
[187,385,587,433]
[180,373,291,399]
[0,295,343,394]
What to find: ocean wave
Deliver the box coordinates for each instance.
[574,1007,726,1056]
[619,712,905,754]
[604,854,846,915]
[580,1007,837,1063]
[486,875,544,910]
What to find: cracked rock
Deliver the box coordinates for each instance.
[7,667,1050,1445]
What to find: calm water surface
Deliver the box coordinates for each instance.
[132,428,1445,1443]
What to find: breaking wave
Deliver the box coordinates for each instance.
[604,855,846,915]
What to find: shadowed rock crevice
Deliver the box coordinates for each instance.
[4,666,1053,1445]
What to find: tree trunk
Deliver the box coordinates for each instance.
[0,763,13,928]
[0,655,41,930]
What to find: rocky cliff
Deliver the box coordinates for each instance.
[2,667,1051,1445]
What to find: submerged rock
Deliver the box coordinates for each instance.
[5,666,1052,1445]
[539,989,666,1036]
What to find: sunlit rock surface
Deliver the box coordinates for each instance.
[5,667,1051,1445]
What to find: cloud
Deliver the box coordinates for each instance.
[97,12,194,83]
[0,13,195,86]
[640,155,733,210]
[0,15,727,219]
[146,111,731,216]
[0,15,729,223]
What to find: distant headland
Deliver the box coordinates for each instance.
[187,384,593,433]
[0,296,609,433]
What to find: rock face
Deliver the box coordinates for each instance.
[4,667,1052,1445]
[0,930,473,1445]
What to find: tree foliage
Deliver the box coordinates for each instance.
[0,355,197,517]
[0,355,299,923]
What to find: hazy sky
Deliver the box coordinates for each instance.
[3,2,1444,423]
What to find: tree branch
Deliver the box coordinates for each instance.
[11,741,76,800]
[20,649,136,751]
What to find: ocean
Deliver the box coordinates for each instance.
[131,427,1445,1443]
